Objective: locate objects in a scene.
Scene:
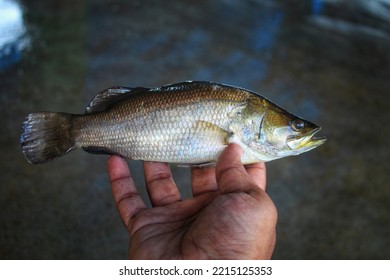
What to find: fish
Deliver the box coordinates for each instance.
[20,81,326,165]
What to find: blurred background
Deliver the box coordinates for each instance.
[1,0,389,259]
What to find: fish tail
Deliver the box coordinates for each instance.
[20,112,75,164]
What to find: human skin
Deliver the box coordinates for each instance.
[107,143,277,259]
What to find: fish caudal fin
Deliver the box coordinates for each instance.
[20,112,75,164]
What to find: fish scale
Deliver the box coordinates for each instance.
[20,81,326,165]
[70,85,245,163]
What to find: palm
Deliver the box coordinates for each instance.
[107,144,277,259]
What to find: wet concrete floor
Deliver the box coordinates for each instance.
[0,0,389,259]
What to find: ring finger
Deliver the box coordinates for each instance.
[143,161,181,206]
[191,166,218,196]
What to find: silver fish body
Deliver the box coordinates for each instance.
[21,81,326,165]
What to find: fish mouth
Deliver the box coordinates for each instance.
[286,127,327,151]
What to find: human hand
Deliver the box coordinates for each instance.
[107,143,277,259]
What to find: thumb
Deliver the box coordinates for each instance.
[216,143,258,194]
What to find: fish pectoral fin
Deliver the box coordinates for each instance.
[228,121,242,135]
[85,86,149,113]
[193,121,230,144]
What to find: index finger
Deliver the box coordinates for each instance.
[107,156,147,229]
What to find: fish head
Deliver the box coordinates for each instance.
[243,98,326,161]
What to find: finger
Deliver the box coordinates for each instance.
[191,166,217,196]
[107,156,146,228]
[216,144,259,194]
[143,161,181,206]
[245,162,267,191]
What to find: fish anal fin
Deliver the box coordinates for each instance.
[85,86,149,114]
[83,146,118,155]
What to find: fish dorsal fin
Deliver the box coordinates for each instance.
[85,86,148,113]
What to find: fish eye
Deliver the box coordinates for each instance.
[290,119,305,132]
